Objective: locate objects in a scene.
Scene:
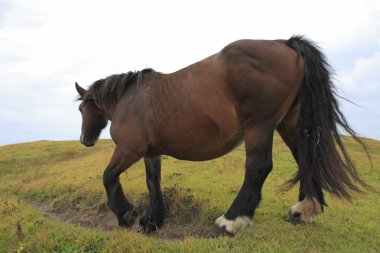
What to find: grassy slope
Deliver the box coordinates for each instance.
[0,135,379,252]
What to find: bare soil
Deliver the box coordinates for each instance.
[29,200,210,240]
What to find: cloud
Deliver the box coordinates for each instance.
[337,51,380,99]
[0,0,380,145]
[334,38,380,139]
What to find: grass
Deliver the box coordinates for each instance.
[0,135,379,252]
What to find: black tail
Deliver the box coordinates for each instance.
[285,35,373,202]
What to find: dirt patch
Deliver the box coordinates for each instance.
[30,201,118,231]
[28,186,213,240]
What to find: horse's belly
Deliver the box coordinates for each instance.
[168,130,243,161]
[158,108,244,161]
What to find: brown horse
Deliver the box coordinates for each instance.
[75,36,370,237]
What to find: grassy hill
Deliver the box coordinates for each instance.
[0,134,379,252]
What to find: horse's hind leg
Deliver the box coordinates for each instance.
[276,107,324,224]
[103,145,142,227]
[139,156,165,233]
[211,125,274,237]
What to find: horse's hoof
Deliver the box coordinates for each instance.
[139,215,161,234]
[285,212,302,225]
[119,210,138,227]
[209,225,235,238]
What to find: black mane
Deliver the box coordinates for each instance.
[87,68,155,114]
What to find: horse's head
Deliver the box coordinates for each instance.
[75,82,108,147]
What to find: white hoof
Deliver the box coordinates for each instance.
[289,197,322,223]
[215,215,253,235]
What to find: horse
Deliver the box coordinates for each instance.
[75,36,371,237]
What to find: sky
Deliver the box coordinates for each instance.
[0,0,379,146]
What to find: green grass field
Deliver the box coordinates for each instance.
[0,134,379,252]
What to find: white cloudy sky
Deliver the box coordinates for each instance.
[0,0,379,146]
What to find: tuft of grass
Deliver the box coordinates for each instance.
[0,135,379,252]
[163,185,202,222]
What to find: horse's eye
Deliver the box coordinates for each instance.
[84,98,94,104]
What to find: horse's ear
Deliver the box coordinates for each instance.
[75,82,86,98]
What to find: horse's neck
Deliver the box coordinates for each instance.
[103,101,116,121]
[105,109,113,121]
[99,86,117,121]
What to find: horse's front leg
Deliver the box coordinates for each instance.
[211,126,274,237]
[139,156,165,233]
[103,145,142,227]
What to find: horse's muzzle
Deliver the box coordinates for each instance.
[80,134,96,147]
